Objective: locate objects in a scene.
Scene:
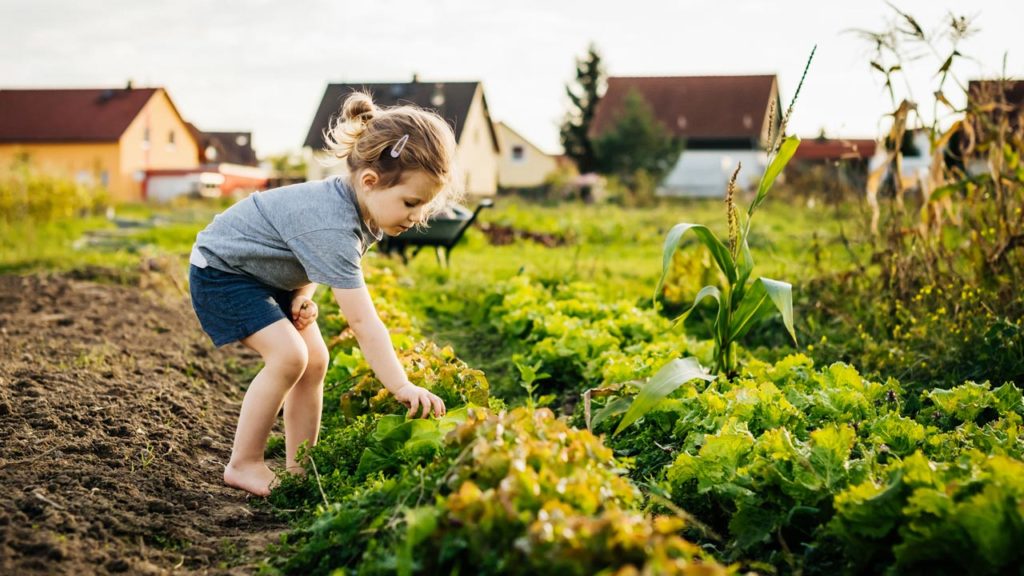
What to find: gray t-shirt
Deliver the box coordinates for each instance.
[191,177,382,290]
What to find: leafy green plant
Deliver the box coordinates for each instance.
[482,275,707,396]
[514,358,552,409]
[269,407,733,576]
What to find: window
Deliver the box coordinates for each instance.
[167,130,176,151]
[511,145,525,163]
[142,127,150,150]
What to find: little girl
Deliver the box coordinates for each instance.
[188,92,454,496]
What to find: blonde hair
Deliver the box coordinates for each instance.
[324,91,462,216]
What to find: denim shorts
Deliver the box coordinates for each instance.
[189,265,293,347]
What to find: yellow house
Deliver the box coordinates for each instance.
[0,87,199,202]
[304,78,499,197]
[495,121,558,190]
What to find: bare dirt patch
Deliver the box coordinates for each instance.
[0,272,285,575]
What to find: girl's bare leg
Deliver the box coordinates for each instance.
[283,324,329,474]
[224,319,308,496]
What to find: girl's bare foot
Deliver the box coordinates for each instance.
[223,461,276,496]
[285,464,308,478]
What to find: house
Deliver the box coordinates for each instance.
[303,77,499,197]
[590,75,781,197]
[494,121,558,191]
[0,86,200,202]
[185,126,267,197]
[788,135,877,198]
[143,128,269,202]
[867,127,937,191]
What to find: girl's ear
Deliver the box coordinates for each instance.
[360,169,380,190]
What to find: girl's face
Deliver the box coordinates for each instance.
[361,170,442,236]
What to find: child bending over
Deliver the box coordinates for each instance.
[188,92,455,496]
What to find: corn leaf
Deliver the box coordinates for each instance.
[750,136,801,216]
[656,224,735,304]
[591,396,633,430]
[729,277,796,344]
[762,277,797,344]
[671,284,722,327]
[614,357,714,436]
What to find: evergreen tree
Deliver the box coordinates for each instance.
[593,89,683,184]
[560,44,605,174]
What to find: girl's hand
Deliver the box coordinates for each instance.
[393,383,446,419]
[291,296,318,331]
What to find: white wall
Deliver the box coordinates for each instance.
[659,150,768,198]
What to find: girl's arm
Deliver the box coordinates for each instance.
[294,283,318,301]
[332,286,445,418]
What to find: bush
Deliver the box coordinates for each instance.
[0,160,108,223]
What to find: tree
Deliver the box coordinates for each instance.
[265,152,307,178]
[593,89,683,186]
[560,44,605,174]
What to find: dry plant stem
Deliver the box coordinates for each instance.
[310,457,329,507]
[0,446,62,470]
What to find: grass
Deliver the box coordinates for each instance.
[0,200,222,276]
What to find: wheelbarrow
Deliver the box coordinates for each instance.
[377,198,493,266]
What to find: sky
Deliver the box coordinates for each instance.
[1,0,1020,158]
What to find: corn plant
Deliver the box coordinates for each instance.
[655,51,814,377]
[655,138,800,377]
[603,51,812,437]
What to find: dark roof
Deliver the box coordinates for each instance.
[794,138,877,161]
[304,81,496,150]
[187,124,259,166]
[0,88,160,142]
[591,75,778,141]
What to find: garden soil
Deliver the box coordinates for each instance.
[0,270,287,574]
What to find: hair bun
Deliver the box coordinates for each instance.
[342,92,376,123]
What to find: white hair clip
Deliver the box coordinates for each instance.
[390,134,409,158]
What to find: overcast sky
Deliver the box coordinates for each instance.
[1,0,1019,157]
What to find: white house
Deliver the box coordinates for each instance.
[590,75,782,198]
[303,77,499,197]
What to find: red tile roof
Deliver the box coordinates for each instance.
[590,75,778,141]
[794,138,877,161]
[0,88,159,142]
